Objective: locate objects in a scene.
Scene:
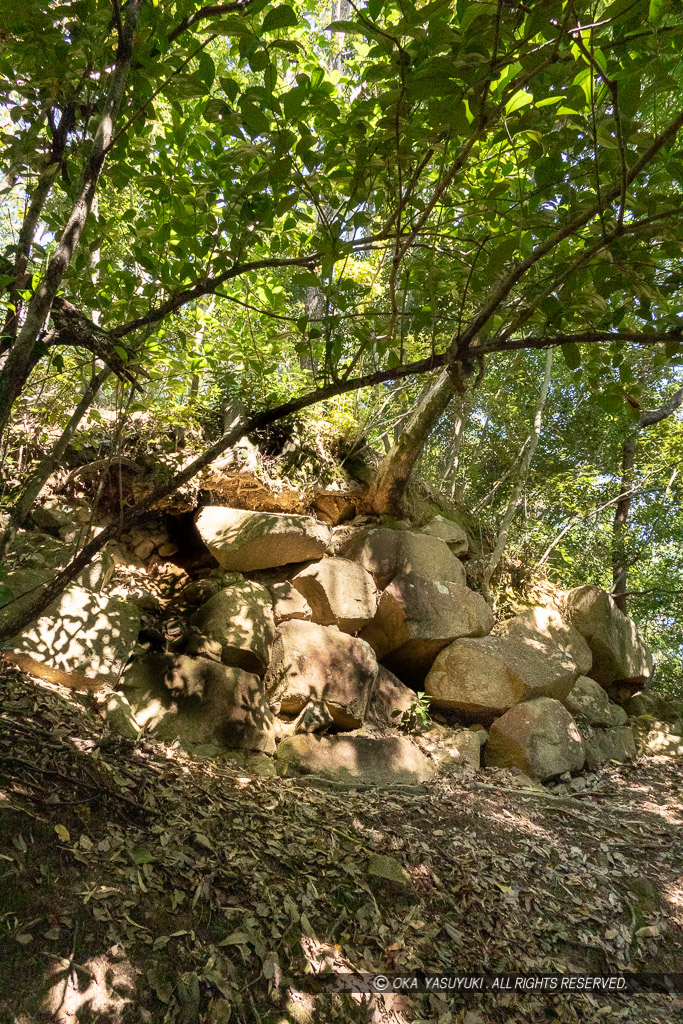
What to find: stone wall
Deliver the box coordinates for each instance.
[2,502,663,784]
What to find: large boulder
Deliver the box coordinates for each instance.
[340,527,466,589]
[494,606,592,677]
[365,666,417,728]
[485,697,585,780]
[189,579,274,675]
[361,573,493,685]
[623,690,683,722]
[419,516,469,557]
[291,557,377,633]
[1,572,140,690]
[275,733,436,785]
[579,724,637,769]
[425,635,579,720]
[121,653,277,754]
[268,581,312,624]
[565,675,627,726]
[3,542,113,591]
[562,586,653,689]
[264,620,378,729]
[633,720,683,757]
[195,507,330,571]
[181,576,228,607]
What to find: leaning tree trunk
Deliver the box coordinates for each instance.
[0,0,140,439]
[611,432,637,614]
[368,369,454,515]
[0,366,111,561]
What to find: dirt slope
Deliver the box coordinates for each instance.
[0,663,681,1024]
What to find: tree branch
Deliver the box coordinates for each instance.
[50,298,140,385]
[640,385,683,427]
[453,106,683,352]
[1,318,681,641]
[168,0,252,43]
[0,0,142,437]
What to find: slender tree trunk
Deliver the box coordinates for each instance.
[368,369,454,515]
[0,366,111,560]
[482,349,553,595]
[446,395,468,500]
[609,383,683,614]
[0,0,140,439]
[611,432,636,614]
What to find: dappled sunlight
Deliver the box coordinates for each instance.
[43,952,137,1024]
[2,662,683,1023]
[2,582,140,691]
[3,0,683,1020]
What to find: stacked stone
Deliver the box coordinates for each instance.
[3,505,656,785]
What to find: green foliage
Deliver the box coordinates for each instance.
[395,692,432,733]
[2,0,683,670]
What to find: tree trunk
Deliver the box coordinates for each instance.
[611,432,637,614]
[482,349,553,595]
[609,385,682,614]
[0,0,140,439]
[0,366,111,560]
[446,395,468,500]
[368,369,454,515]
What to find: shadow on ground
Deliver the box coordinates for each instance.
[0,663,681,1024]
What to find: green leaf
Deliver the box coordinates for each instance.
[534,96,566,108]
[240,100,270,134]
[131,847,155,865]
[193,832,213,850]
[596,392,623,413]
[268,38,300,53]
[219,76,240,102]
[486,236,517,277]
[327,19,366,33]
[249,47,270,72]
[282,86,307,118]
[262,4,298,31]
[291,271,319,287]
[562,342,582,371]
[211,15,254,37]
[147,967,173,1004]
[505,89,533,115]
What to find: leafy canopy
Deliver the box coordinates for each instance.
[2,0,683,418]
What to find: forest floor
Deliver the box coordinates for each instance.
[0,662,681,1024]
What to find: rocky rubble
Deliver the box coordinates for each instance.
[3,500,672,785]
